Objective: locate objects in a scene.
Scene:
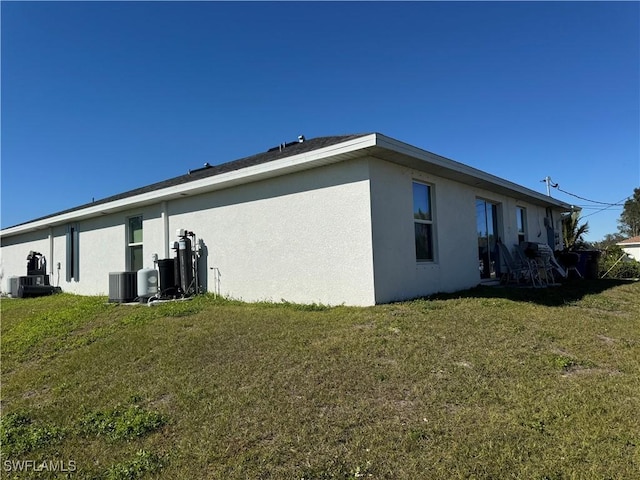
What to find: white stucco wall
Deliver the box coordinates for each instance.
[620,244,640,262]
[1,229,50,293]
[3,205,174,296]
[66,205,170,295]
[367,158,567,303]
[368,158,479,303]
[517,202,564,250]
[475,195,562,250]
[1,159,376,305]
[166,158,375,306]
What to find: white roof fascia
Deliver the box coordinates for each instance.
[373,133,572,210]
[1,134,378,237]
[1,132,571,237]
[617,240,640,247]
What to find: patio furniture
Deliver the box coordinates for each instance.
[535,243,561,286]
[557,252,582,279]
[498,243,538,286]
[513,244,543,287]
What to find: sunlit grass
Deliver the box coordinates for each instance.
[1,281,638,479]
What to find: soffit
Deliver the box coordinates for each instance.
[370,134,572,210]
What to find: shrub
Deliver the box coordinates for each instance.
[105,450,166,480]
[599,246,640,279]
[78,405,166,442]
[0,412,66,456]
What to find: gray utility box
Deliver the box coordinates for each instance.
[7,275,59,298]
[8,275,46,297]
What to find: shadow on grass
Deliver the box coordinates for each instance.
[427,279,637,307]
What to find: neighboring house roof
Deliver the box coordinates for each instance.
[1,133,572,237]
[617,236,640,246]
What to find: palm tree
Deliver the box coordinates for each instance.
[562,211,589,251]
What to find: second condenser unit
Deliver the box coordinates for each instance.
[108,271,137,303]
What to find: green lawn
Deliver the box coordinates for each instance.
[1,280,639,479]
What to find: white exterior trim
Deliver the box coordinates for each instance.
[1,133,569,238]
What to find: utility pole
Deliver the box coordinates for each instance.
[541,176,558,197]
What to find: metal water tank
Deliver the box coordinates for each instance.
[137,268,158,301]
[178,237,193,294]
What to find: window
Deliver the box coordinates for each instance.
[516,207,527,244]
[128,216,143,272]
[476,199,499,279]
[66,223,79,281]
[413,182,434,261]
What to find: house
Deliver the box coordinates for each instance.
[0,133,572,305]
[617,236,640,262]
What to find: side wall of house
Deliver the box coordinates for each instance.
[166,158,375,306]
[1,207,165,296]
[1,230,51,292]
[368,158,566,303]
[620,244,640,262]
[368,158,479,303]
[2,159,376,305]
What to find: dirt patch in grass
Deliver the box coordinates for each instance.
[562,366,622,377]
[597,334,616,345]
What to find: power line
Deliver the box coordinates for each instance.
[577,205,624,210]
[581,195,631,219]
[572,203,625,209]
[553,185,627,206]
[541,176,630,207]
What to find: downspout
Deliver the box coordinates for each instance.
[162,201,170,259]
[545,207,555,248]
[49,227,54,278]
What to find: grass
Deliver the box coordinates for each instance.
[1,280,639,479]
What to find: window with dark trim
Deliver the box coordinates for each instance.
[128,216,143,272]
[66,223,79,281]
[477,199,500,279]
[413,181,435,262]
[516,207,527,244]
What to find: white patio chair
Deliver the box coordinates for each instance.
[513,245,542,287]
[536,243,561,286]
[498,243,534,286]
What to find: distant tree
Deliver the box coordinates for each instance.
[562,211,590,251]
[592,233,625,252]
[618,187,640,237]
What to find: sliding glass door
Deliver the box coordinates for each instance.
[476,199,499,279]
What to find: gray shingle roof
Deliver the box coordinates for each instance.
[12,134,370,228]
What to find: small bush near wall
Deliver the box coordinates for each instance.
[599,246,640,279]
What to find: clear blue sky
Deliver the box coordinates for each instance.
[2,1,638,241]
